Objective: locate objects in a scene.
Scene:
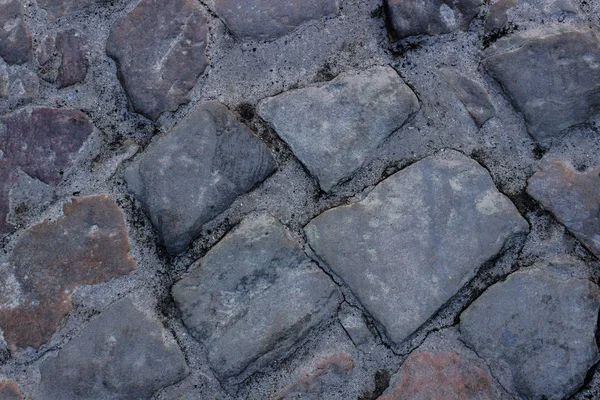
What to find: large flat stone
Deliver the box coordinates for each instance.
[106,0,209,120]
[258,66,418,192]
[0,108,94,235]
[460,264,600,399]
[384,0,483,42]
[172,215,340,378]
[0,196,136,352]
[482,27,600,143]
[305,150,528,345]
[378,352,495,400]
[214,0,339,42]
[36,298,188,399]
[527,159,600,257]
[0,0,31,64]
[125,102,275,254]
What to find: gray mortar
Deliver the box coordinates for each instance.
[1,0,600,398]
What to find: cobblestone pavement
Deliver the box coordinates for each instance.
[1,0,600,399]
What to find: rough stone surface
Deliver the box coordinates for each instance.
[37,0,102,19]
[438,69,495,128]
[484,0,580,33]
[0,108,94,235]
[0,0,31,65]
[106,0,209,120]
[0,196,136,352]
[460,265,600,399]
[125,101,276,254]
[0,380,24,400]
[482,27,600,143]
[172,215,340,378]
[527,159,600,257]
[275,353,354,399]
[259,66,418,191]
[37,30,89,88]
[305,150,528,345]
[214,0,339,42]
[36,298,188,400]
[485,0,517,32]
[383,0,484,41]
[378,352,494,400]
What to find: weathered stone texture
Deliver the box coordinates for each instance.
[0,196,136,352]
[125,102,275,254]
[0,0,31,64]
[438,69,495,128]
[37,0,102,19]
[172,215,340,378]
[37,298,188,400]
[0,108,94,235]
[305,150,528,345]
[384,0,484,41]
[214,0,339,41]
[276,353,354,399]
[37,30,89,88]
[378,352,494,400]
[259,66,418,191]
[460,265,600,399]
[106,0,209,120]
[483,28,600,143]
[527,159,600,257]
[0,380,24,400]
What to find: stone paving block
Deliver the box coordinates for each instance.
[125,102,275,254]
[0,0,31,64]
[305,150,528,345]
[527,159,600,257]
[383,0,484,42]
[0,380,24,400]
[378,352,494,400]
[0,107,94,235]
[56,30,89,88]
[460,264,600,399]
[172,215,341,378]
[106,0,209,120]
[36,298,188,399]
[214,0,339,42]
[0,196,136,352]
[438,69,495,128]
[485,0,579,32]
[482,27,600,143]
[258,66,418,192]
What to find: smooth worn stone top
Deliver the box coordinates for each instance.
[36,298,188,400]
[527,159,600,257]
[259,66,419,192]
[106,0,209,120]
[0,107,94,235]
[0,196,136,352]
[172,215,340,378]
[0,0,31,64]
[438,68,495,128]
[125,102,276,254]
[305,150,529,345]
[214,0,339,41]
[384,0,484,42]
[482,27,600,143]
[460,265,600,400]
[377,352,495,400]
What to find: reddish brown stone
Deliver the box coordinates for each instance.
[527,159,600,257]
[378,352,494,400]
[0,108,93,235]
[106,0,209,120]
[0,196,136,352]
[0,380,24,400]
[276,353,354,399]
[37,30,89,88]
[0,0,31,64]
